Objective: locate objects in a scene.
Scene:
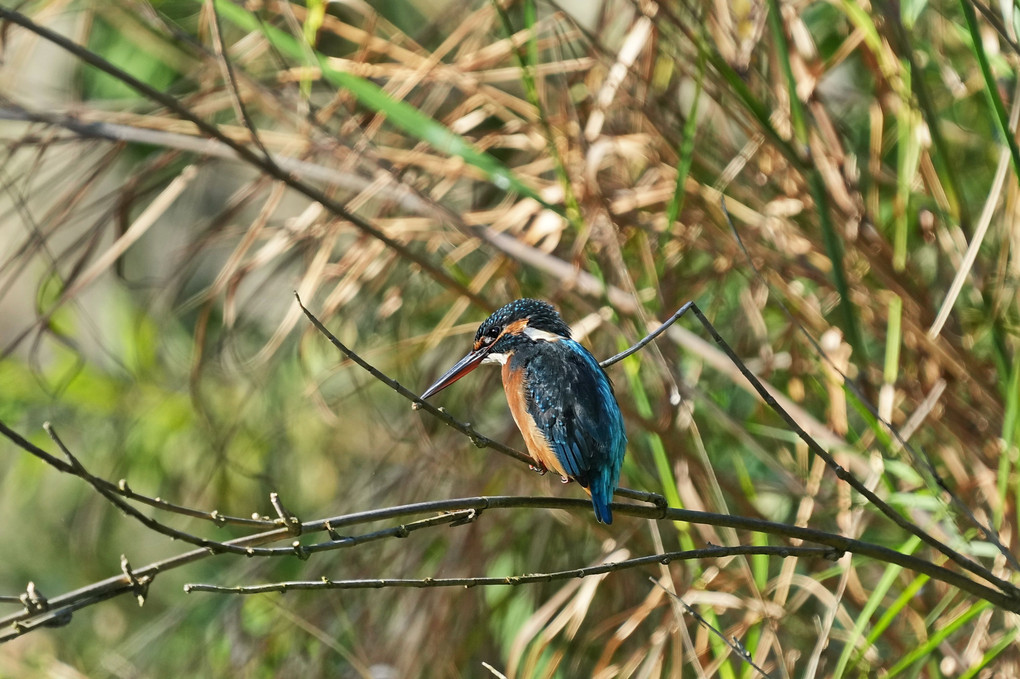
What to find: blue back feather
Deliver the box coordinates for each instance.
[514,339,627,523]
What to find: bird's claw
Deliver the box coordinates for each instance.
[529,461,548,475]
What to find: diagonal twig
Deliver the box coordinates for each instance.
[294,292,666,507]
[0,418,269,528]
[650,578,774,679]
[681,301,1019,597]
[721,197,1020,572]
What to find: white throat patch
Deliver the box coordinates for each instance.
[482,352,508,365]
[523,326,562,343]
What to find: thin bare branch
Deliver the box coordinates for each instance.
[650,578,774,678]
[682,302,1020,598]
[299,287,1019,599]
[43,423,277,556]
[183,544,841,595]
[600,301,695,368]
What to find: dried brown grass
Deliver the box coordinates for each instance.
[1,0,1019,676]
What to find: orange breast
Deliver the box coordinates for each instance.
[501,361,569,480]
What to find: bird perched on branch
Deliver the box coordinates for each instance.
[420,299,627,523]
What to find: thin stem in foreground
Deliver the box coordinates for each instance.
[183,544,840,595]
[650,578,773,679]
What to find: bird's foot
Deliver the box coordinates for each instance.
[529,462,548,475]
[560,476,570,484]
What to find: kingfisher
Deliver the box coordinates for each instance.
[420,299,627,523]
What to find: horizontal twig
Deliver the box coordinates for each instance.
[184,544,841,594]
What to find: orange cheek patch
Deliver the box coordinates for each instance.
[505,318,529,336]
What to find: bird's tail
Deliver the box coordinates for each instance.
[590,480,614,524]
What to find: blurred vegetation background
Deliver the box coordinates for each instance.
[1,0,1019,676]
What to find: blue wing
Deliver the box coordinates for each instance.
[521,340,627,523]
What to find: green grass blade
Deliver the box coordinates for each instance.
[620,346,688,541]
[619,340,736,677]
[491,0,583,231]
[894,60,920,272]
[957,625,1019,679]
[862,573,930,653]
[886,601,992,676]
[998,345,1020,528]
[768,0,867,358]
[959,0,1020,180]
[832,535,921,678]
[766,0,808,147]
[665,52,704,229]
[299,0,326,97]
[883,295,903,387]
[809,155,868,359]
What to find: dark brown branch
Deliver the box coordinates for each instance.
[43,423,279,556]
[599,301,694,368]
[294,293,534,469]
[682,302,1020,598]
[1,304,1015,637]
[298,291,1019,600]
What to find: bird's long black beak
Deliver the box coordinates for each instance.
[421,348,488,399]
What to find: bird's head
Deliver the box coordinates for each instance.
[420,299,571,399]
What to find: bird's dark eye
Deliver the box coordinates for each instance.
[480,326,501,345]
